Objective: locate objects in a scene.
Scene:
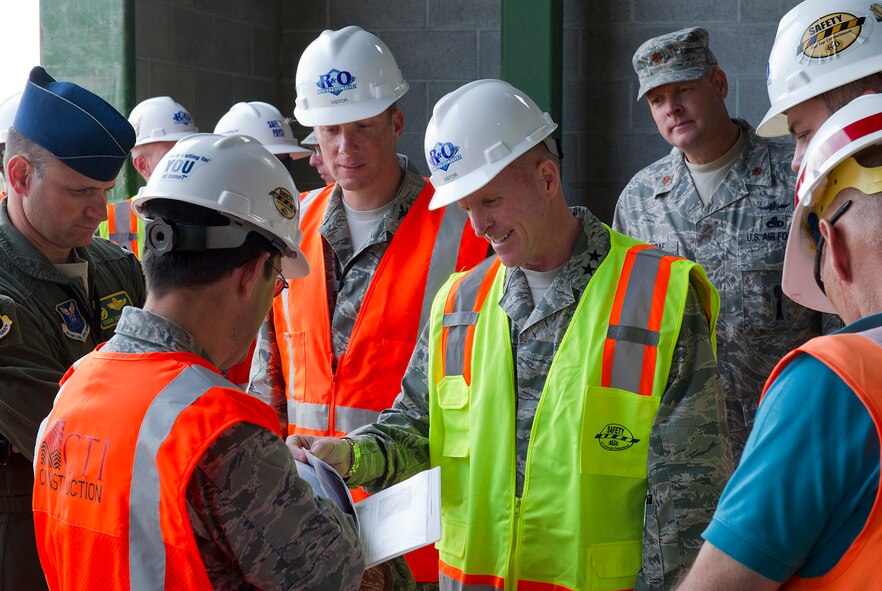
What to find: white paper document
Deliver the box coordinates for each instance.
[295,452,442,568]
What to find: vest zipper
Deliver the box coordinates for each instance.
[506,496,522,590]
[329,351,338,434]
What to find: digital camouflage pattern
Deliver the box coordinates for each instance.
[249,166,427,591]
[346,207,733,590]
[249,168,427,420]
[632,27,717,100]
[106,307,364,591]
[614,119,833,462]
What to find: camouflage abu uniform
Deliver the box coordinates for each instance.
[250,167,430,426]
[346,207,733,590]
[617,27,830,462]
[103,306,363,591]
[614,121,827,461]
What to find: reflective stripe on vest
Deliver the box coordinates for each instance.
[129,365,217,590]
[104,199,143,258]
[441,246,684,397]
[33,351,280,591]
[764,326,882,591]
[428,227,719,591]
[273,182,487,437]
[285,400,381,434]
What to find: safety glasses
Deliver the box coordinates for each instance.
[806,199,852,295]
[267,259,289,297]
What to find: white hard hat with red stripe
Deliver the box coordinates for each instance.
[783,94,882,312]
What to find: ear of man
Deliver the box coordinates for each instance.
[822,215,852,285]
[6,155,32,196]
[235,251,271,299]
[132,154,151,179]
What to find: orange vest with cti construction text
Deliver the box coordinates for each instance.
[32,349,280,591]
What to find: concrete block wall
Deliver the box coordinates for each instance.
[563,0,797,222]
[134,0,282,140]
[278,0,501,191]
[130,0,797,206]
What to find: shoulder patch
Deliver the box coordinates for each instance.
[0,296,23,349]
[55,299,90,342]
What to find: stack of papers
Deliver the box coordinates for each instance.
[296,452,442,568]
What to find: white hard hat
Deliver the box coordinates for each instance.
[132,133,309,278]
[783,94,882,312]
[129,96,198,147]
[758,0,882,137]
[293,26,409,127]
[214,101,311,160]
[0,92,22,145]
[424,79,558,210]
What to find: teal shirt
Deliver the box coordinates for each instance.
[703,313,882,581]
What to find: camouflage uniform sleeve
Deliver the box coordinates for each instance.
[636,284,734,591]
[0,295,69,462]
[345,325,432,492]
[247,307,288,434]
[187,422,364,591]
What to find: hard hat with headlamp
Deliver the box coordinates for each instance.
[783,94,882,312]
[131,133,309,279]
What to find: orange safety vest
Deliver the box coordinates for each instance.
[762,327,882,590]
[273,182,487,582]
[33,349,280,591]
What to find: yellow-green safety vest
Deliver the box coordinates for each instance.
[427,227,719,591]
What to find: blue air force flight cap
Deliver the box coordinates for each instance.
[13,66,135,182]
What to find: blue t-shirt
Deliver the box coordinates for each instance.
[702,313,882,582]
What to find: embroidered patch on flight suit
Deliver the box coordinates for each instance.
[99,291,131,331]
[55,299,90,342]
[0,296,23,349]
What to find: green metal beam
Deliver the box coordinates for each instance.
[40,0,137,203]
[501,0,563,132]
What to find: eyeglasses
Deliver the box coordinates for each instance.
[267,259,288,297]
[806,199,852,295]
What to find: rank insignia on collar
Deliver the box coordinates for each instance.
[0,314,12,340]
[55,299,90,342]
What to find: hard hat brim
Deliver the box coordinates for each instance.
[781,202,836,314]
